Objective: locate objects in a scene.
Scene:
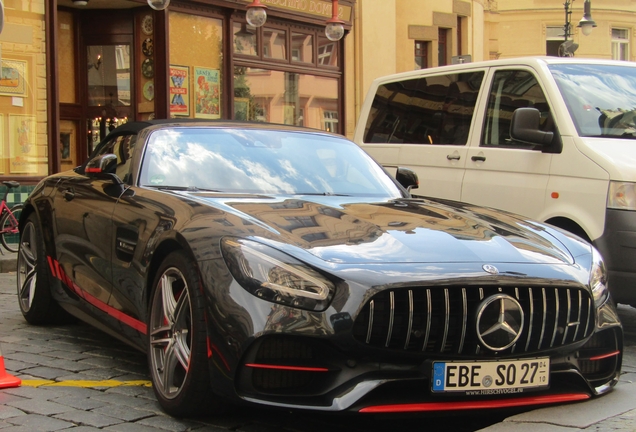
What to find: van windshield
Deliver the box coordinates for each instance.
[550,64,636,139]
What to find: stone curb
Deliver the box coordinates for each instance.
[0,253,16,273]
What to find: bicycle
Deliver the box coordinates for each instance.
[0,181,23,253]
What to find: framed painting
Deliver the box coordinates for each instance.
[0,60,28,97]
[8,114,37,174]
[194,67,220,119]
[169,65,190,117]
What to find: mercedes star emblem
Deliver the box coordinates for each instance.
[476,294,524,351]
[483,264,499,275]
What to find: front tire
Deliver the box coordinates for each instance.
[148,251,224,417]
[17,213,73,324]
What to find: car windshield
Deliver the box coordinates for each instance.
[550,63,636,138]
[139,127,403,198]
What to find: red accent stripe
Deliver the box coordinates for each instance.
[81,290,147,334]
[589,350,621,361]
[359,393,591,413]
[85,168,101,173]
[210,343,231,371]
[53,259,62,279]
[48,256,147,335]
[245,363,329,372]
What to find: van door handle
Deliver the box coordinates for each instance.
[446,153,461,160]
[471,155,486,162]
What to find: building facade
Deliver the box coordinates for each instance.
[492,1,636,60]
[0,0,632,199]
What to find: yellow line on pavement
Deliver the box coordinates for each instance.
[21,379,152,388]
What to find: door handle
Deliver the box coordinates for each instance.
[63,189,75,201]
[446,154,461,160]
[471,155,486,162]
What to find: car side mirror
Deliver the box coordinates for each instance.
[510,108,554,147]
[396,167,419,191]
[85,154,123,185]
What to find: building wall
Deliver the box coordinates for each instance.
[346,0,488,138]
[495,0,636,60]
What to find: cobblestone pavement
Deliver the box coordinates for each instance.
[1,268,635,432]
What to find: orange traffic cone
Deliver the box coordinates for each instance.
[0,344,21,389]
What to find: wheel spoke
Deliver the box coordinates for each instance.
[173,332,191,371]
[162,339,180,394]
[19,272,37,308]
[19,231,36,263]
[161,274,177,323]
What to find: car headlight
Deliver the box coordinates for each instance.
[607,181,636,210]
[221,238,335,311]
[590,247,609,307]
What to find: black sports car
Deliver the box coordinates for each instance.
[17,120,622,417]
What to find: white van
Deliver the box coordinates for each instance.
[354,57,636,307]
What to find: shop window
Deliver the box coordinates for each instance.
[233,67,338,131]
[612,29,630,61]
[234,23,257,56]
[59,11,77,104]
[324,111,338,133]
[87,45,131,108]
[292,33,313,63]
[169,12,224,119]
[318,41,336,66]
[263,28,287,60]
[1,4,48,177]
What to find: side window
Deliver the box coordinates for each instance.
[481,70,554,147]
[114,135,137,184]
[363,71,484,145]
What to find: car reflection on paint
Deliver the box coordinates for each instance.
[16,120,622,417]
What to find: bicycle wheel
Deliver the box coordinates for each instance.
[1,203,23,253]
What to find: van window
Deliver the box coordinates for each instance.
[482,70,554,147]
[363,71,484,145]
[550,64,636,138]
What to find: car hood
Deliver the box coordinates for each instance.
[197,194,575,266]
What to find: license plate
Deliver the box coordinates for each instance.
[432,358,549,394]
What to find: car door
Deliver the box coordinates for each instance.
[52,133,135,313]
[462,67,555,217]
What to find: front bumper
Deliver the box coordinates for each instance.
[232,325,621,413]
[222,290,623,413]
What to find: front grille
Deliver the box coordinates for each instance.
[352,286,595,356]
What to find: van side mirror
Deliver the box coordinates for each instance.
[396,167,419,191]
[510,108,554,146]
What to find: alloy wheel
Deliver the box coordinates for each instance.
[17,221,37,313]
[149,267,193,399]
